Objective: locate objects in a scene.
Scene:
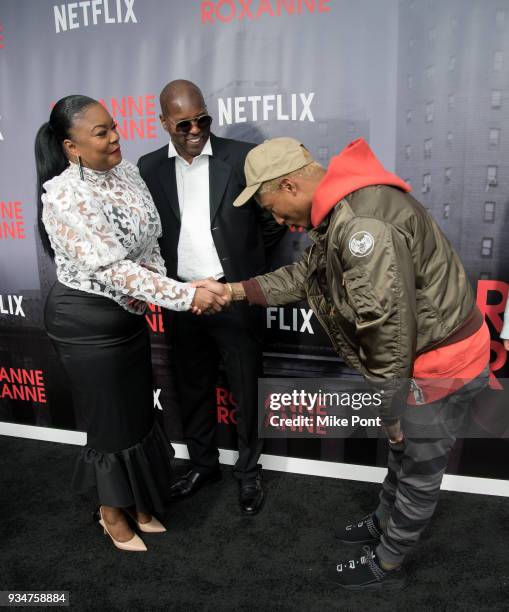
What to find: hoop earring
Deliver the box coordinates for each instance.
[77,155,84,181]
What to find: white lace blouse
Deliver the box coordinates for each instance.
[42,159,195,315]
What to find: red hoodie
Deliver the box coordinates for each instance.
[310,138,489,404]
[311,138,411,228]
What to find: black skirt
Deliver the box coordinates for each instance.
[44,281,173,514]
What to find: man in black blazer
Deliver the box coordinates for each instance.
[138,80,284,515]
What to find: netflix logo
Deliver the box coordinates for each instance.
[0,20,4,49]
[0,200,25,240]
[154,388,163,410]
[477,280,508,389]
[0,367,47,403]
[201,0,331,24]
[0,295,25,318]
[218,93,315,126]
[99,95,157,141]
[267,307,315,334]
[54,0,138,33]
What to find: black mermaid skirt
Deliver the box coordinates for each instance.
[44,281,173,514]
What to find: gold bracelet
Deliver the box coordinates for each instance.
[227,282,246,302]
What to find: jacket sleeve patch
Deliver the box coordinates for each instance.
[348,231,375,257]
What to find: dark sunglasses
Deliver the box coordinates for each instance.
[174,114,213,134]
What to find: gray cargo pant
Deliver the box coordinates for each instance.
[375,368,489,566]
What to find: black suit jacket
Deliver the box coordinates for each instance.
[137,133,285,284]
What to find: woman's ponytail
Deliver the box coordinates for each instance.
[34,95,97,255]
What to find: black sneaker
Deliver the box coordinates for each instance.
[327,546,407,591]
[335,513,382,544]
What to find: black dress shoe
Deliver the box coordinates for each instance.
[239,476,264,515]
[169,468,222,500]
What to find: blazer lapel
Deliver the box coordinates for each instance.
[156,156,180,222]
[209,154,232,224]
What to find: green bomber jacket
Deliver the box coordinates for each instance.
[246,185,478,418]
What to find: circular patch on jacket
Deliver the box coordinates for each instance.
[348,231,375,257]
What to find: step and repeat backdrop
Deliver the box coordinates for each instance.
[1,0,508,480]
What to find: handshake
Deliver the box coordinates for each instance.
[189,278,243,315]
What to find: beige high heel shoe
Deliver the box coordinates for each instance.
[98,507,147,551]
[125,510,167,534]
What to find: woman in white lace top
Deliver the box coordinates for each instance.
[35,95,225,552]
[42,147,196,315]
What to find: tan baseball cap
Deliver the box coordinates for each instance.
[233,137,314,207]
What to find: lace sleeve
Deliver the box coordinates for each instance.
[140,241,167,277]
[43,184,195,312]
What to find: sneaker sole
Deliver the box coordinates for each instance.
[329,576,407,591]
[336,536,380,545]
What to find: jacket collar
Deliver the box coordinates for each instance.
[308,199,349,245]
[308,212,331,244]
[167,137,213,161]
[208,134,232,223]
[156,133,232,224]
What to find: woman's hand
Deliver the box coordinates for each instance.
[192,278,231,302]
[191,287,228,315]
[191,278,232,314]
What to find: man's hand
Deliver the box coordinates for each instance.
[384,420,404,444]
[504,339,509,352]
[191,287,228,315]
[191,278,232,307]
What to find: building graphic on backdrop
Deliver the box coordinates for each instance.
[396,0,509,284]
[203,29,370,169]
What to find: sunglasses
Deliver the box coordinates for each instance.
[173,114,213,134]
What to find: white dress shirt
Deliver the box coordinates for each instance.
[168,138,224,282]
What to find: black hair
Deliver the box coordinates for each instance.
[34,94,98,255]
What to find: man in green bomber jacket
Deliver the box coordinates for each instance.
[196,136,491,591]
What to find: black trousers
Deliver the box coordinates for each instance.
[169,303,263,482]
